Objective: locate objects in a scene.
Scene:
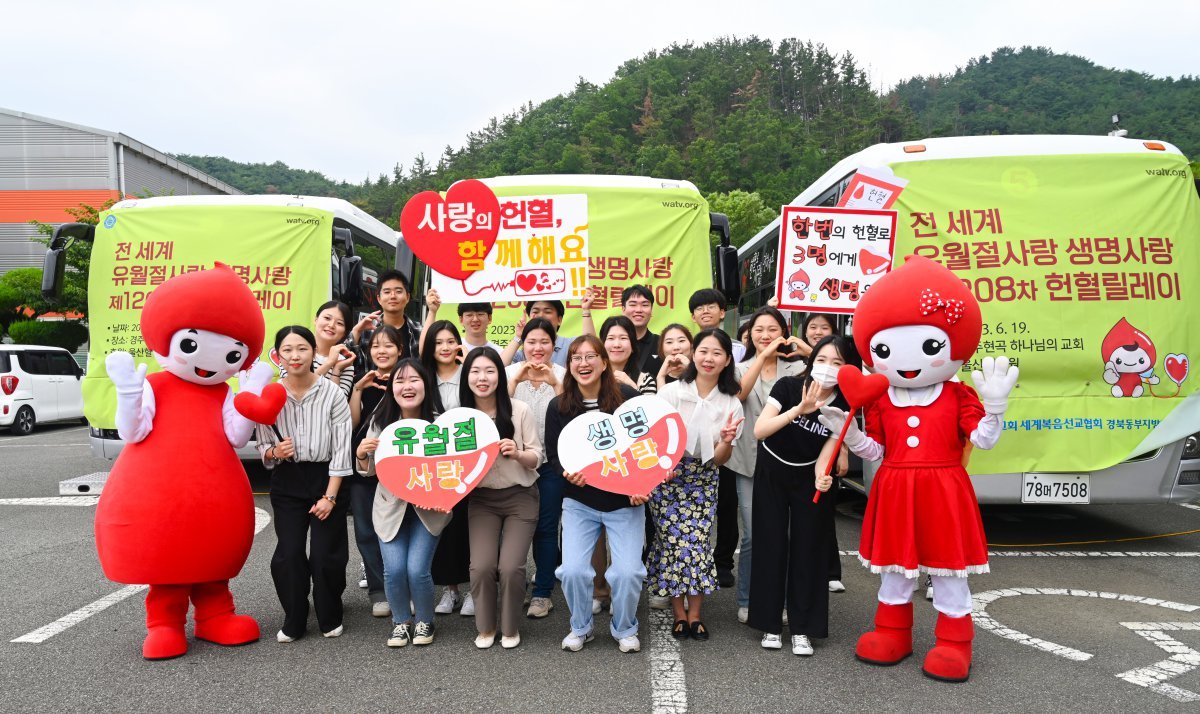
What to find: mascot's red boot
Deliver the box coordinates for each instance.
[922,613,974,682]
[855,602,913,665]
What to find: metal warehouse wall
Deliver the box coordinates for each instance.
[0,112,113,191]
[122,148,224,198]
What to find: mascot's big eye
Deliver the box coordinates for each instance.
[922,339,946,356]
[180,339,198,354]
[872,343,891,359]
[225,351,243,365]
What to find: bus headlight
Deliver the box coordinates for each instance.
[1185,433,1200,460]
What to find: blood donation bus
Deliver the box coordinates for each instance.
[42,194,398,459]
[737,135,1200,505]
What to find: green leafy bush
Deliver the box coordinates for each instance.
[8,320,89,353]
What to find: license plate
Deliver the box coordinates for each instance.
[1021,473,1091,504]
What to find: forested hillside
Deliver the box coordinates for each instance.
[175,41,1199,246]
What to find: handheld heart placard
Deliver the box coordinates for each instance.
[234,382,287,424]
[557,395,688,497]
[398,179,500,281]
[373,407,501,512]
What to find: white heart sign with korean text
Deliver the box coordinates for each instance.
[557,395,688,497]
[374,407,501,512]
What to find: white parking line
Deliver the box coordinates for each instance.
[11,507,272,645]
[1116,622,1200,703]
[649,608,688,714]
[0,497,100,506]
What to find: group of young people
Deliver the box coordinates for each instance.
[254,267,854,658]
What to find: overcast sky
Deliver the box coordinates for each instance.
[3,1,1196,183]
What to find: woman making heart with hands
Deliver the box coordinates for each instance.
[656,324,694,390]
[310,301,356,398]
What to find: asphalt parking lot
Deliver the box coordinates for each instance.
[2,424,1198,712]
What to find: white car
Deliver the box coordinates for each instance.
[0,345,86,435]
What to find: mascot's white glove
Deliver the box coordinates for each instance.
[818,404,883,461]
[970,356,1019,415]
[238,361,274,396]
[106,351,147,396]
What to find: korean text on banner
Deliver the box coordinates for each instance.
[774,206,897,314]
[837,167,909,210]
[431,194,589,303]
[84,205,331,429]
[890,152,1200,474]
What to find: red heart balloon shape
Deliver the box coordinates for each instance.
[1165,353,1189,386]
[516,272,538,292]
[373,408,501,512]
[557,395,689,497]
[836,365,890,409]
[234,382,287,424]
[399,179,500,280]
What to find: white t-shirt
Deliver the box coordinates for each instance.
[658,379,745,464]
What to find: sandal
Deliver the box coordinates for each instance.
[689,620,709,641]
[672,620,689,640]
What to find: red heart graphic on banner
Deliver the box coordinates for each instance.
[859,247,891,276]
[836,365,890,409]
[234,382,287,424]
[373,408,501,512]
[558,395,689,497]
[516,273,538,292]
[1165,353,1189,386]
[399,179,500,280]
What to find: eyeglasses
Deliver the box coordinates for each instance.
[570,353,602,365]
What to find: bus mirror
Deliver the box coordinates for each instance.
[334,227,354,254]
[715,244,740,306]
[709,212,731,247]
[42,223,94,299]
[339,255,364,305]
[395,232,415,274]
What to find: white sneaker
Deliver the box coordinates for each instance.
[527,597,554,619]
[501,633,521,649]
[474,632,495,649]
[925,576,935,601]
[434,588,460,615]
[791,634,814,656]
[358,562,367,589]
[460,593,475,616]
[322,624,344,638]
[562,630,594,652]
[761,633,782,650]
[618,634,641,653]
[649,596,670,610]
[372,601,391,618]
[276,630,296,643]
[737,607,749,624]
[592,597,609,615]
[828,580,846,593]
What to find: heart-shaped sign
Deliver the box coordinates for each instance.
[516,273,538,292]
[836,365,890,409]
[557,395,688,497]
[373,407,501,512]
[234,382,287,424]
[1165,353,1189,386]
[399,179,500,280]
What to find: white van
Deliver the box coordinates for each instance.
[0,345,86,435]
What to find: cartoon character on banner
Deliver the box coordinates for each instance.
[787,268,811,301]
[96,263,275,660]
[817,256,1018,683]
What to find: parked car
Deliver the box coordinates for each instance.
[0,345,86,435]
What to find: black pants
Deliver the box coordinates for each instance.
[827,486,842,580]
[432,496,471,586]
[270,460,349,637]
[747,460,832,638]
[713,466,742,573]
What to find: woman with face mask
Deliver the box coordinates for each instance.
[749,334,859,657]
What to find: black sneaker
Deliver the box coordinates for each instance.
[413,621,435,646]
[717,568,735,588]
[387,622,411,648]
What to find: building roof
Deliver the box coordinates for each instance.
[0,107,242,195]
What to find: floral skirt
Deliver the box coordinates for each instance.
[646,457,719,597]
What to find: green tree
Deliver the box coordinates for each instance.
[0,268,55,320]
[705,190,778,248]
[28,198,113,318]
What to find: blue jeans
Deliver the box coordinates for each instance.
[736,474,753,608]
[555,498,646,640]
[349,476,385,603]
[532,463,566,598]
[378,511,441,625]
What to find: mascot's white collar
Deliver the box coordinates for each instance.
[887,378,959,408]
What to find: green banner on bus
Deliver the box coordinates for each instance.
[890,152,1200,474]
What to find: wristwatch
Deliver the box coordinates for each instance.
[322,494,337,505]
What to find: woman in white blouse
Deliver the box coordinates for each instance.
[255,326,353,643]
[650,328,745,641]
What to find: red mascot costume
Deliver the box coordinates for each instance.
[819,256,1018,682]
[95,263,274,660]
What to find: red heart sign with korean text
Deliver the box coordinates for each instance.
[1165,353,1189,386]
[399,179,500,280]
[374,407,501,512]
[557,395,688,497]
[836,365,890,409]
[234,382,287,424]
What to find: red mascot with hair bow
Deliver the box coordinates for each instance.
[95,263,274,660]
[818,256,1018,682]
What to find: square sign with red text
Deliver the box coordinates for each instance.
[774,206,897,314]
[836,166,909,210]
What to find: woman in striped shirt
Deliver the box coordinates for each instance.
[256,326,353,643]
[311,301,356,398]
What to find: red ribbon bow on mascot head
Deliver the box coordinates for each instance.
[918,288,966,325]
